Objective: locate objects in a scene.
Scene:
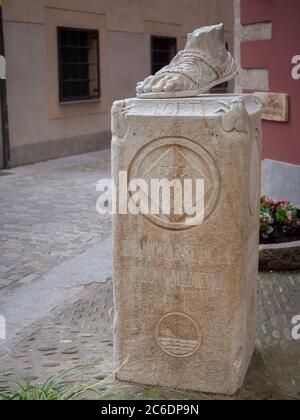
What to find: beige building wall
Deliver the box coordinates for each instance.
[2,0,234,167]
[0,101,3,169]
[233,0,271,93]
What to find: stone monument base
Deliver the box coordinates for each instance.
[112,94,262,395]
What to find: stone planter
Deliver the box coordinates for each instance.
[259,240,300,271]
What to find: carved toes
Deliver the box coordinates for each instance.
[137,72,193,95]
[151,77,168,93]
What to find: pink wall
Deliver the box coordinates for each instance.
[240,0,300,165]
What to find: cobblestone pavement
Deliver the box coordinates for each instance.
[0,151,299,399]
[0,150,111,290]
[0,150,112,352]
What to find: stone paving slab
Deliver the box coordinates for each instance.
[0,238,112,354]
[0,280,114,389]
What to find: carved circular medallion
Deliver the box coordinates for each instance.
[249,129,261,215]
[155,312,202,358]
[128,137,221,230]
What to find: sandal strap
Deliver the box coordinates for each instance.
[156,49,227,89]
[185,49,223,78]
[162,69,198,86]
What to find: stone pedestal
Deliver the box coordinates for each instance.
[112,95,262,395]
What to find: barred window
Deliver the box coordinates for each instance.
[58,27,100,102]
[151,36,177,75]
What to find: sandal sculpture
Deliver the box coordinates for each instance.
[137,23,238,98]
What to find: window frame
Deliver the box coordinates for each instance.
[151,35,177,75]
[57,26,101,103]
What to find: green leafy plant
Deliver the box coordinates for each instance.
[260,196,300,240]
[0,357,129,401]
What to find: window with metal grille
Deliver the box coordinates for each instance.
[151,36,177,75]
[58,27,100,102]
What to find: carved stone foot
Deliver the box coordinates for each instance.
[136,23,238,99]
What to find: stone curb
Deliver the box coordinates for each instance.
[259,240,300,271]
